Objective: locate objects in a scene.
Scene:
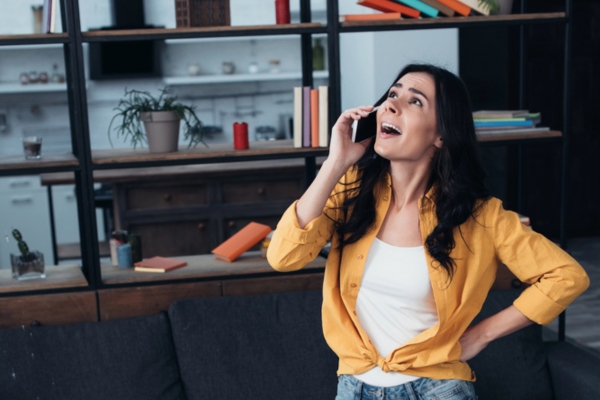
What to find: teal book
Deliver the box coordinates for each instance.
[390,0,439,17]
[474,120,534,128]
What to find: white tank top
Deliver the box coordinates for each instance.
[353,238,438,387]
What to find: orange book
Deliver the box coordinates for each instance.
[357,0,420,19]
[436,0,470,16]
[310,89,319,148]
[134,256,187,273]
[341,13,402,21]
[212,222,272,262]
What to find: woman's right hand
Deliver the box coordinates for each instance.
[327,106,375,169]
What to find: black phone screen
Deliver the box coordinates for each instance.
[352,107,379,143]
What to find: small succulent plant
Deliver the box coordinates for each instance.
[479,0,500,14]
[12,229,37,261]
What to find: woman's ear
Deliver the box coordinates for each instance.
[434,135,443,149]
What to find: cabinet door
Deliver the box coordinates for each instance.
[124,182,209,211]
[128,219,214,258]
[51,185,106,244]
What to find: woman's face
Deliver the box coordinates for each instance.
[374,72,442,163]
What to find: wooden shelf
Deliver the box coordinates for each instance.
[163,70,328,86]
[0,153,78,172]
[0,264,88,294]
[42,157,325,185]
[101,251,325,285]
[477,130,562,143]
[341,12,566,32]
[0,33,69,46]
[82,23,326,42]
[0,82,67,94]
[91,140,328,168]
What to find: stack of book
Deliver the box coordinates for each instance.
[339,0,501,21]
[293,86,329,148]
[473,110,550,135]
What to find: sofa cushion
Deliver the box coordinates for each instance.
[0,311,186,400]
[169,289,338,400]
[469,289,553,400]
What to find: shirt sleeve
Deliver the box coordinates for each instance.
[492,200,590,325]
[266,171,349,272]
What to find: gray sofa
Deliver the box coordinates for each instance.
[0,289,598,400]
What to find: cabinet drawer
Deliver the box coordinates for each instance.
[128,219,214,258]
[125,183,209,210]
[0,292,97,329]
[98,281,222,321]
[221,178,303,203]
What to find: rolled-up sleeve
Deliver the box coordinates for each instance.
[492,200,590,325]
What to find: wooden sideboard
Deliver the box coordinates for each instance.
[42,158,321,260]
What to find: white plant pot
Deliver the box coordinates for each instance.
[141,111,181,153]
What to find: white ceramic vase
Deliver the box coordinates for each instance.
[141,111,181,153]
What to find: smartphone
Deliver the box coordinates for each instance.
[351,107,379,143]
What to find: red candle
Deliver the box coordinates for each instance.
[233,122,249,150]
[275,0,290,24]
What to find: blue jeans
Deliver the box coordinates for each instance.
[335,374,477,400]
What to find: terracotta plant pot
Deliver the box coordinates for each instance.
[141,111,181,153]
[498,0,514,14]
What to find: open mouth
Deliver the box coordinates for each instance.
[381,122,402,135]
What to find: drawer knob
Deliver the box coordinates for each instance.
[164,194,172,201]
[228,221,235,228]
[197,223,206,230]
[257,187,265,195]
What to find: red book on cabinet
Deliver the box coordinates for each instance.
[436,0,470,16]
[357,0,421,18]
[212,222,272,262]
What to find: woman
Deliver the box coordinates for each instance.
[267,64,589,399]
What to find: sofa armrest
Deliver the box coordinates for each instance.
[545,341,600,400]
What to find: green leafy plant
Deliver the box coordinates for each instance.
[12,229,36,261]
[479,0,500,14]
[108,88,206,149]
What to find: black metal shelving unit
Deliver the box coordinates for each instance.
[0,0,572,342]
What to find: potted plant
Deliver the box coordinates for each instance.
[108,88,206,153]
[10,229,46,280]
[479,0,513,15]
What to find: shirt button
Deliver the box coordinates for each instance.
[357,254,363,260]
[353,311,357,316]
[350,283,357,288]
[383,196,389,201]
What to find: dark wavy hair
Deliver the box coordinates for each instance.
[334,64,489,280]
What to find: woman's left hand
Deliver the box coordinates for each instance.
[458,325,489,362]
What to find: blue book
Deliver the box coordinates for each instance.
[474,120,534,128]
[390,0,439,17]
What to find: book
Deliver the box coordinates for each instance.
[41,0,52,33]
[310,89,319,148]
[456,0,491,15]
[475,126,550,135]
[419,0,455,16]
[302,86,311,147]
[473,110,530,119]
[340,13,402,22]
[50,0,57,32]
[474,120,533,128]
[212,222,272,262]
[134,256,187,273]
[318,85,329,147]
[390,0,439,17]
[518,213,531,226]
[293,87,303,148]
[357,0,421,19]
[436,0,470,16]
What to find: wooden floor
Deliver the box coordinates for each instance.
[545,236,600,352]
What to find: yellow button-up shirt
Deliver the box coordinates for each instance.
[267,168,589,381]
